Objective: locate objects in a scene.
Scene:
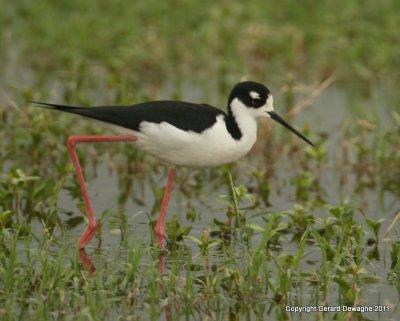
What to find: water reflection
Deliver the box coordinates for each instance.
[79,249,96,274]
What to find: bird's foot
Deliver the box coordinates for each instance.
[155,230,165,249]
[78,221,98,249]
[155,223,170,249]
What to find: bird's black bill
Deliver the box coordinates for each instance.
[268,111,315,147]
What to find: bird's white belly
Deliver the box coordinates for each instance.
[100,114,257,168]
[135,117,256,167]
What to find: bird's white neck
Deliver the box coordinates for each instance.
[228,98,258,144]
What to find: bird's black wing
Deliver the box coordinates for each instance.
[32,101,227,133]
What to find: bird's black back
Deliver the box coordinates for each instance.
[34,101,229,134]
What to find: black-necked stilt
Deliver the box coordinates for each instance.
[33,81,314,249]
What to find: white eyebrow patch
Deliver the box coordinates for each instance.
[250,91,260,99]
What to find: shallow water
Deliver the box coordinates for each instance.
[37,86,399,320]
[4,80,398,320]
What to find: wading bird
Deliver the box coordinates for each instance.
[34,81,314,249]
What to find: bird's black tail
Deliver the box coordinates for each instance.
[31,101,86,112]
[31,101,126,127]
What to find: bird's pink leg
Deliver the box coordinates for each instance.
[67,135,137,249]
[155,168,176,249]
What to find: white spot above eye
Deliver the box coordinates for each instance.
[249,91,260,99]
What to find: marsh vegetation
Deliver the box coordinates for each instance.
[1,1,400,320]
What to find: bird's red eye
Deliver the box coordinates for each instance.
[252,98,263,106]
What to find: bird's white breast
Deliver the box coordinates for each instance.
[123,114,255,167]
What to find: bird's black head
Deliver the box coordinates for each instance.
[228,81,315,147]
[228,81,271,108]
